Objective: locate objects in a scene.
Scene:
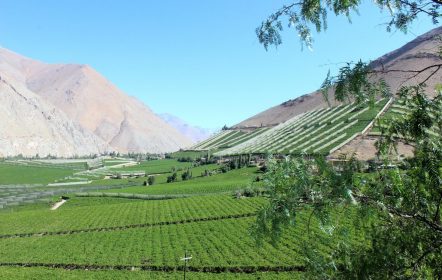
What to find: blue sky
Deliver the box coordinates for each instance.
[0,1,436,128]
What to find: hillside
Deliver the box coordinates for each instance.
[190,127,270,151]
[0,48,192,155]
[215,99,390,156]
[234,26,442,128]
[0,73,109,157]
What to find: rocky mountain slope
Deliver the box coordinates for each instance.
[234,26,442,128]
[0,73,109,157]
[0,48,193,156]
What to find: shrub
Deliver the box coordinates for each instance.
[259,164,267,173]
[177,157,193,162]
[147,176,155,186]
[229,160,237,170]
[166,172,177,183]
[220,165,229,173]
[181,169,192,181]
[201,169,214,177]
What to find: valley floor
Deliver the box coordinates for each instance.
[0,158,361,279]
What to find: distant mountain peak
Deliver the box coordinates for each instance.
[158,113,216,143]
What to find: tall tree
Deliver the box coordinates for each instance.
[253,1,442,278]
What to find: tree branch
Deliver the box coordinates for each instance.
[354,193,442,233]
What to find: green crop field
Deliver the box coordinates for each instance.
[0,160,368,279]
[370,98,442,137]
[0,159,362,278]
[110,159,193,174]
[0,195,264,236]
[0,266,303,279]
[168,150,214,160]
[190,128,270,151]
[0,162,76,185]
[105,167,260,195]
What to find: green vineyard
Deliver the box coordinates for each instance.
[190,127,270,150]
[369,98,442,137]
[0,157,365,278]
[215,99,391,156]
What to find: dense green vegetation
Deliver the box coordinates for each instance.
[0,156,365,278]
[106,167,259,195]
[0,163,75,185]
[0,195,263,236]
[110,159,193,174]
[0,266,303,279]
[252,0,442,275]
[168,150,214,161]
[371,98,442,138]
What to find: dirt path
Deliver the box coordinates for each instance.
[50,199,67,210]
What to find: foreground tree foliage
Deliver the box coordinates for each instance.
[253,89,441,278]
[253,0,442,278]
[257,0,441,50]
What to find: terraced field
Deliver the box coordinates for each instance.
[216,99,391,156]
[191,127,270,151]
[370,98,442,137]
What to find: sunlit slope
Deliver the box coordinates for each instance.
[370,98,442,137]
[190,127,270,151]
[216,99,391,156]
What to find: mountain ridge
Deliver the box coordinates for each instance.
[233,26,442,129]
[0,47,192,156]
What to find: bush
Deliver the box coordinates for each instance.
[166,172,177,183]
[259,164,267,173]
[201,169,213,177]
[177,157,193,162]
[181,169,192,181]
[234,187,267,199]
[147,176,155,185]
[220,165,229,173]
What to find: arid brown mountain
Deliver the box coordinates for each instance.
[0,72,109,157]
[0,48,193,156]
[234,26,442,128]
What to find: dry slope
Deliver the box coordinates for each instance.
[0,73,109,157]
[0,48,192,154]
[234,26,442,128]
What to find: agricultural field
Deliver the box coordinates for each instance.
[168,150,214,161]
[109,159,193,174]
[0,157,228,210]
[0,156,364,278]
[0,161,79,185]
[105,167,259,195]
[216,99,391,156]
[190,127,270,151]
[370,98,442,137]
[0,267,303,280]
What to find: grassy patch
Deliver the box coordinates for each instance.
[0,163,74,185]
